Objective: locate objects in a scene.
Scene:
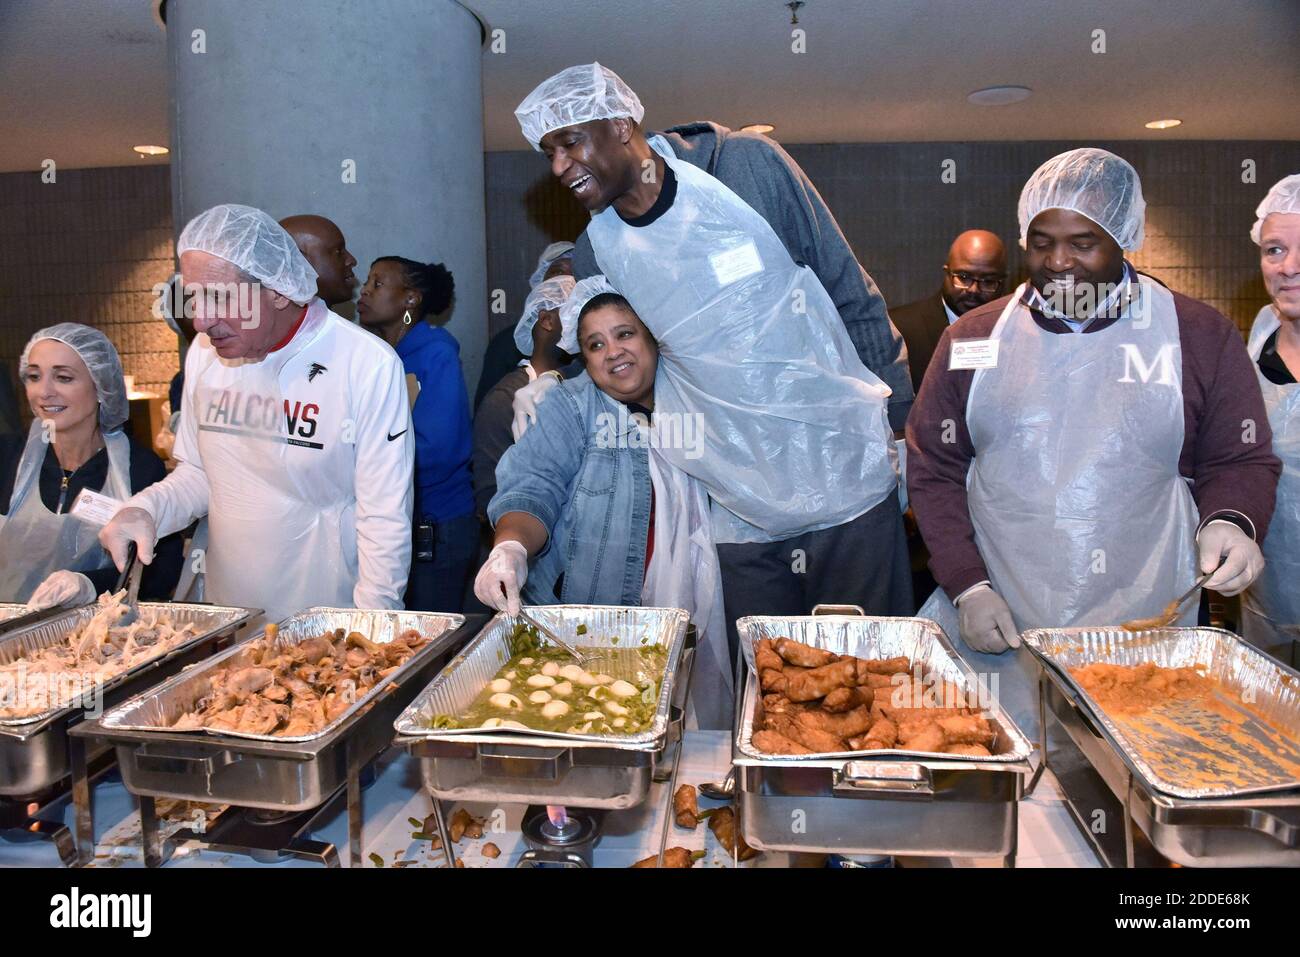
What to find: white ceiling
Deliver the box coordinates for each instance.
[2,0,1297,173]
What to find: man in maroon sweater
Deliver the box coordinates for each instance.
[907,149,1279,722]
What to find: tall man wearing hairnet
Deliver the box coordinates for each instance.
[512,64,914,657]
[907,149,1280,729]
[1240,173,1300,661]
[97,204,415,624]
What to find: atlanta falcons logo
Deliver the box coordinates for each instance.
[308,362,327,382]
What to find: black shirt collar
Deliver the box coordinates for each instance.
[1258,329,1297,386]
[618,164,677,228]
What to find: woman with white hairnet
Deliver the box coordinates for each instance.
[474,276,731,729]
[474,241,576,411]
[471,274,576,516]
[0,324,183,606]
[907,148,1280,737]
[1241,174,1300,662]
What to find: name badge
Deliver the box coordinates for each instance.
[70,489,122,526]
[709,241,763,287]
[949,338,1000,371]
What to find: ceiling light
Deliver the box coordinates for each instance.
[133,144,169,156]
[1145,118,1182,130]
[967,85,1032,106]
[742,123,775,134]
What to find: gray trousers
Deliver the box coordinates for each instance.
[717,489,914,668]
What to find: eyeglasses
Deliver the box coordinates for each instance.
[945,267,1006,293]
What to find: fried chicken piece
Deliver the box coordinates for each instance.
[822,686,873,712]
[796,704,873,739]
[862,655,911,676]
[449,808,472,843]
[708,807,759,862]
[937,714,995,746]
[755,639,784,674]
[226,667,274,695]
[861,670,897,689]
[631,847,698,868]
[753,729,815,754]
[774,638,838,669]
[759,669,788,694]
[848,716,899,751]
[897,722,946,754]
[673,784,699,829]
[785,659,857,702]
[767,714,845,753]
[943,743,992,757]
[761,693,794,714]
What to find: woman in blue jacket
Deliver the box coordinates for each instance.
[357,256,475,612]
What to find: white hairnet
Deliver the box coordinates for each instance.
[1251,173,1300,245]
[515,275,576,355]
[529,241,575,288]
[177,203,318,304]
[20,323,129,430]
[515,62,645,151]
[557,274,619,353]
[1018,148,1146,252]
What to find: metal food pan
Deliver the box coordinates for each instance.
[735,614,1034,763]
[395,605,690,750]
[0,605,27,623]
[0,602,256,727]
[1022,626,1300,800]
[101,608,464,743]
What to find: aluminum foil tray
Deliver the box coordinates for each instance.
[735,614,1033,763]
[395,605,689,750]
[101,607,464,743]
[1021,626,1300,799]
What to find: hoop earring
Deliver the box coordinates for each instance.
[402,309,413,326]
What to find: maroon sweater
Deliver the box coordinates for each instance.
[905,286,1281,599]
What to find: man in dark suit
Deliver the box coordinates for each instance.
[892,230,1007,393]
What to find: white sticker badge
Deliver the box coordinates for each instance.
[69,488,122,527]
[709,241,763,287]
[948,338,1000,371]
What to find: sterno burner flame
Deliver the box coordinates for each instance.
[545,805,568,828]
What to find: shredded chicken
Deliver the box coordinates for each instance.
[0,591,200,719]
[170,625,432,737]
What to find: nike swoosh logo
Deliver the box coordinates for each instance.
[387,429,407,442]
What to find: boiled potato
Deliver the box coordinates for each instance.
[592,673,614,685]
[551,681,573,697]
[519,658,535,666]
[526,674,556,688]
[583,711,604,721]
[528,690,552,704]
[541,701,570,720]
[610,679,638,698]
[613,717,627,728]
[480,718,503,729]
[489,692,523,711]
[559,664,587,683]
[541,661,561,677]
[605,701,629,717]
[489,678,512,693]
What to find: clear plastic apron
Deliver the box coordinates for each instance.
[1241,305,1300,658]
[929,278,1199,735]
[0,422,132,602]
[586,135,897,544]
[641,446,731,729]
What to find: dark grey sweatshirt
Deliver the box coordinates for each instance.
[571,120,913,427]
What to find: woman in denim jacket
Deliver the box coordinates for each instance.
[474,280,732,728]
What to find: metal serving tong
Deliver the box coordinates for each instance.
[114,541,145,627]
[518,607,597,667]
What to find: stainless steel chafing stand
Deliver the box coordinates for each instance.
[1022,625,1300,867]
[394,606,696,868]
[0,601,256,866]
[732,605,1035,866]
[70,610,482,867]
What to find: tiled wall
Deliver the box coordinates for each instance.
[0,165,177,422]
[486,139,1300,338]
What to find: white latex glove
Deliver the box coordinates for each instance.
[1197,521,1264,596]
[98,506,158,571]
[511,373,561,441]
[956,584,1021,653]
[26,570,96,611]
[473,540,530,615]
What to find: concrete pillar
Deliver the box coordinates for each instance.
[164,0,487,394]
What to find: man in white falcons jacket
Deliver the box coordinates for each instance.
[100,204,414,623]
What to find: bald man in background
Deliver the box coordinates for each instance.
[280,214,358,308]
[892,230,1007,393]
